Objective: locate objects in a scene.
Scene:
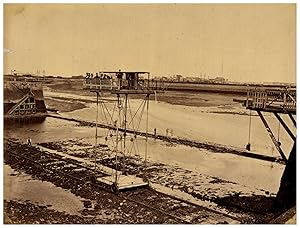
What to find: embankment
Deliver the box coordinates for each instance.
[163,82,292,94]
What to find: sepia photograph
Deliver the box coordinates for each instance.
[3,3,296,224]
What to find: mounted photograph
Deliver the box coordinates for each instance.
[3,3,296,224]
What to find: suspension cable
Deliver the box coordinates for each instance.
[127,98,147,127]
[246,109,252,151]
[127,99,135,130]
[99,96,116,152]
[94,92,99,174]
[145,94,150,165]
[277,120,281,145]
[114,94,122,185]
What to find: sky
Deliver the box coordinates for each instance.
[3,4,296,83]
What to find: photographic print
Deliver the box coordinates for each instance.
[3,3,296,224]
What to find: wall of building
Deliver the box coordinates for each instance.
[4,81,47,115]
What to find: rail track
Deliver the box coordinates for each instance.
[4,141,243,224]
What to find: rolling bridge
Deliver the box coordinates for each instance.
[244,87,296,211]
[244,87,296,163]
[83,71,165,192]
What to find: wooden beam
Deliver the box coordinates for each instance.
[247,107,296,115]
[274,113,296,141]
[257,111,288,164]
[288,113,296,128]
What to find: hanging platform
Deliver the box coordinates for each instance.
[96,174,149,192]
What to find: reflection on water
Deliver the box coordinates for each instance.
[4,165,84,215]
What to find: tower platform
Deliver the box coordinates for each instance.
[83,71,165,93]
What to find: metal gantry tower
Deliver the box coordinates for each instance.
[83,70,165,192]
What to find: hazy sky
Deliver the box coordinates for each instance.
[4,4,296,82]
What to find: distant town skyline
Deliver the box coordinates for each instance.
[4,4,296,83]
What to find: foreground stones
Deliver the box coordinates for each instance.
[4,139,281,224]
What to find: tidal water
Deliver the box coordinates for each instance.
[5,90,294,194]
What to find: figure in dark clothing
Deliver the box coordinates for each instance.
[117,70,123,89]
[27,137,32,146]
[246,143,251,151]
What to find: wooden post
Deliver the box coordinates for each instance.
[288,113,296,128]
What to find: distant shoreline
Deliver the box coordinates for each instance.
[163,81,295,95]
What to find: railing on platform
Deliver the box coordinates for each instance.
[245,88,296,114]
[83,71,165,92]
[83,78,165,92]
[83,78,117,90]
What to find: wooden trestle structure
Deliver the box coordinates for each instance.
[244,87,296,211]
[244,87,296,163]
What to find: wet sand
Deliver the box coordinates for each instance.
[4,165,85,215]
[45,97,87,112]
[4,140,246,224]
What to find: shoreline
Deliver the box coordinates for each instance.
[44,89,249,116]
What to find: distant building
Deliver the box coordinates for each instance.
[176,74,183,82]
[215,77,226,83]
[209,77,227,84]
